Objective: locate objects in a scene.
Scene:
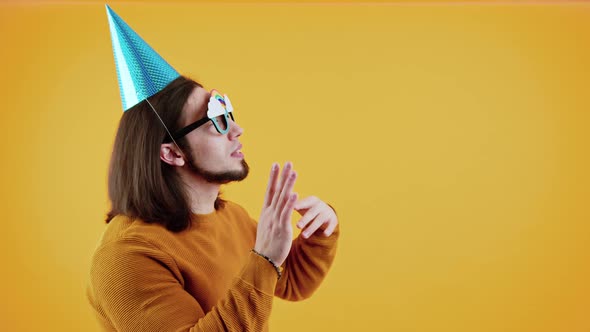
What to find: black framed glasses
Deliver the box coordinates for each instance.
[164,89,235,143]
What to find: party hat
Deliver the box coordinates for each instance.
[105,5,180,111]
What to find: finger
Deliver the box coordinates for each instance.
[271,162,292,207]
[301,214,329,239]
[294,196,319,212]
[277,170,297,213]
[263,163,279,207]
[322,220,338,237]
[296,204,322,230]
[280,192,298,227]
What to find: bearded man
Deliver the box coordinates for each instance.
[87,6,340,332]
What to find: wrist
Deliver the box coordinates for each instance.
[251,249,283,279]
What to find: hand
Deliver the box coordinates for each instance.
[295,196,338,239]
[254,162,298,267]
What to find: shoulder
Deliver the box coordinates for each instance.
[92,227,173,266]
[91,216,177,269]
[97,215,168,245]
[89,227,180,292]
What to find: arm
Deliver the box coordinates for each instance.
[274,203,340,301]
[275,223,339,301]
[88,237,277,332]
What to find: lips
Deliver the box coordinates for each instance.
[232,144,242,154]
[231,144,243,158]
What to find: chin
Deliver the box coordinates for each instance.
[188,156,250,184]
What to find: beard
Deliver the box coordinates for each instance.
[185,147,249,184]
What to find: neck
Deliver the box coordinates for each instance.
[180,172,220,215]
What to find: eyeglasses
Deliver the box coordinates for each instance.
[164,89,235,143]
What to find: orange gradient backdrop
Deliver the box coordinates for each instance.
[0,1,589,331]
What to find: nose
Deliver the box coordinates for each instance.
[228,117,243,140]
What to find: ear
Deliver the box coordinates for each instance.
[160,143,186,167]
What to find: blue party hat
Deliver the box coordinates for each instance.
[105,5,180,111]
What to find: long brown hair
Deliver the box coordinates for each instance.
[106,76,225,232]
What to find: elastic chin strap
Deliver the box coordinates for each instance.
[145,98,186,161]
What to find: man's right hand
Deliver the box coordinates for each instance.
[254,162,297,267]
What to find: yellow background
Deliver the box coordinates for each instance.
[1,1,589,331]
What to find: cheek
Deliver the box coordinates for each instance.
[191,136,229,164]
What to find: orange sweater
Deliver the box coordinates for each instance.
[87,200,339,331]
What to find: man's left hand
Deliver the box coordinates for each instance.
[294,196,338,239]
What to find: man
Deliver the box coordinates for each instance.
[87,6,339,331]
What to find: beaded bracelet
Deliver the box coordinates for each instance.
[251,249,282,280]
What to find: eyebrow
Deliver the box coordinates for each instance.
[195,94,210,119]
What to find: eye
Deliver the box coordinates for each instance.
[212,114,228,132]
[208,121,218,131]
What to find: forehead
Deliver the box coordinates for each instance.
[182,86,211,125]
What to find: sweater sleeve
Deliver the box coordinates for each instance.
[274,208,340,301]
[88,237,278,332]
